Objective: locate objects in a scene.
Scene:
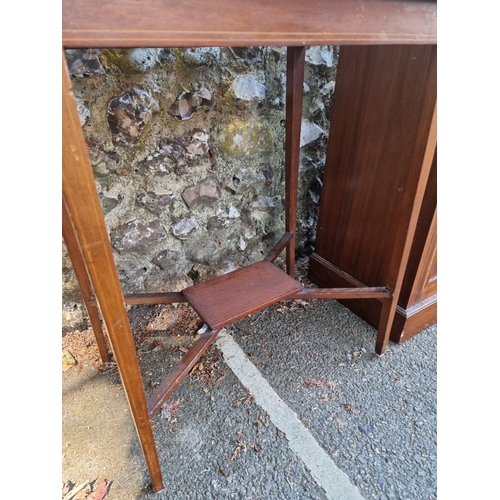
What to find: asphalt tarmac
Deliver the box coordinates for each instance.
[62,299,437,500]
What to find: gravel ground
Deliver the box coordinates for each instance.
[62,298,436,500]
[229,301,437,500]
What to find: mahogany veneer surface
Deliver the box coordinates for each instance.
[183,261,303,330]
[62,0,437,48]
[308,44,437,342]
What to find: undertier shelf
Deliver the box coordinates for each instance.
[182,260,304,330]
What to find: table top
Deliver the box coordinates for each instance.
[62,0,437,48]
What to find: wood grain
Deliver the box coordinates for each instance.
[264,232,294,263]
[308,254,437,343]
[309,44,437,353]
[147,328,220,418]
[313,45,437,285]
[63,0,436,48]
[183,261,303,330]
[285,47,305,277]
[62,199,110,362]
[123,292,188,305]
[62,52,164,492]
[292,287,390,300]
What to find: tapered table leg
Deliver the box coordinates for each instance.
[62,199,109,362]
[62,51,164,492]
[375,103,437,355]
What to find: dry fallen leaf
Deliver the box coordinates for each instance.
[160,399,184,421]
[342,403,360,414]
[304,376,336,390]
[62,480,89,500]
[62,349,77,371]
[87,479,109,500]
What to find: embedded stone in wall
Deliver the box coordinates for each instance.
[183,47,221,66]
[230,47,263,66]
[301,209,319,234]
[182,178,219,209]
[127,48,160,72]
[100,48,168,73]
[187,239,222,265]
[172,217,198,240]
[111,219,165,252]
[270,47,285,63]
[107,88,152,147]
[62,304,84,330]
[100,194,120,214]
[137,191,174,215]
[307,173,324,205]
[144,269,191,293]
[220,119,274,158]
[207,216,224,231]
[225,167,267,195]
[141,130,210,174]
[184,130,210,159]
[188,263,213,284]
[153,249,181,270]
[116,261,151,292]
[75,99,91,126]
[225,206,241,219]
[305,46,335,68]
[140,148,176,174]
[242,196,282,224]
[65,49,105,78]
[321,81,336,96]
[169,89,212,120]
[206,205,241,232]
[158,49,174,63]
[232,75,265,108]
[300,119,324,147]
[309,98,325,116]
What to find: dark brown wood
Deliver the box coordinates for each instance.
[308,150,437,343]
[123,292,188,305]
[62,53,164,492]
[62,0,436,48]
[183,261,303,331]
[264,232,294,263]
[285,47,305,277]
[62,199,110,362]
[292,287,390,300]
[375,103,436,354]
[309,45,437,353]
[405,208,437,306]
[398,151,437,309]
[309,255,372,289]
[147,328,220,418]
[89,292,188,306]
[392,294,437,343]
[308,253,437,343]
[312,45,437,286]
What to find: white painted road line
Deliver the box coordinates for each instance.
[215,329,365,500]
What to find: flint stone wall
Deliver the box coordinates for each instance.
[62,46,338,330]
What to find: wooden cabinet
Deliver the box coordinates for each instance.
[308,45,437,343]
[63,0,437,490]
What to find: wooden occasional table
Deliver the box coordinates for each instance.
[62,0,437,491]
